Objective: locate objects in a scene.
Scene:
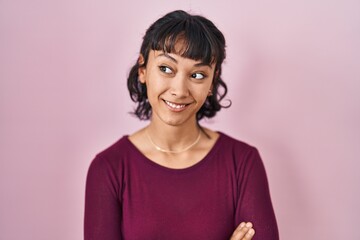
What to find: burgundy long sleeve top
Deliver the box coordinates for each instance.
[84,132,279,240]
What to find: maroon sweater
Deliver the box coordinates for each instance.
[84,132,279,240]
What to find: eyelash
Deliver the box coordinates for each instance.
[159,66,173,74]
[159,66,207,80]
[191,73,206,80]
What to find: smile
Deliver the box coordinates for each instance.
[164,100,189,110]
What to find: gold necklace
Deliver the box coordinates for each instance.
[146,129,201,154]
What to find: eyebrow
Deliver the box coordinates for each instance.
[157,53,213,68]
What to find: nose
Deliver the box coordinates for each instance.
[169,73,189,98]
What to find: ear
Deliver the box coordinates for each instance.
[208,85,214,96]
[214,69,220,80]
[138,54,146,84]
[208,69,218,96]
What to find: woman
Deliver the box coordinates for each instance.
[84,10,279,240]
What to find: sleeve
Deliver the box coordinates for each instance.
[84,155,122,240]
[235,147,279,240]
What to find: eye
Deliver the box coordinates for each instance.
[191,73,205,80]
[159,66,173,74]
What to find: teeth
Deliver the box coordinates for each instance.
[165,100,186,109]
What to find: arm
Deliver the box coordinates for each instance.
[234,147,279,240]
[84,155,122,240]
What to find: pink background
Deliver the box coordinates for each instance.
[1,0,359,239]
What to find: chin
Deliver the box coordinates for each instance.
[159,114,195,127]
[162,118,186,127]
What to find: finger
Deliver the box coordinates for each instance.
[230,222,252,240]
[230,222,246,240]
[243,228,255,240]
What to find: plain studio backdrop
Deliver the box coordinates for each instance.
[1,0,359,239]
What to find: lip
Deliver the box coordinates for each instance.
[163,99,192,112]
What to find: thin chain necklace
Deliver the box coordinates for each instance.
[146,129,201,154]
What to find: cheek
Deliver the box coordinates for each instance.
[192,88,210,104]
[193,82,212,96]
[146,78,166,98]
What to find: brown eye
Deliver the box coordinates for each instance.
[159,66,173,74]
[191,73,205,80]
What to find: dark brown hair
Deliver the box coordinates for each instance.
[127,10,230,120]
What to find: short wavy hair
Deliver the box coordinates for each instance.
[127,10,230,121]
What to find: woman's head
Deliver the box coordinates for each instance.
[128,10,229,121]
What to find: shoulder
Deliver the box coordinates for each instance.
[216,132,263,169]
[88,136,132,173]
[96,136,131,159]
[85,137,131,200]
[218,131,258,154]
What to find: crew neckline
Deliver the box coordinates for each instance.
[124,132,225,173]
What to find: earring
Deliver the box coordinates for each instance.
[208,89,213,96]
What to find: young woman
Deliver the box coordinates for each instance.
[84,10,279,240]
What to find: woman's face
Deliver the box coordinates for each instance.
[138,45,215,128]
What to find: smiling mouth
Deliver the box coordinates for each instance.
[163,100,190,110]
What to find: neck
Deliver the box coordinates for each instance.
[146,120,201,153]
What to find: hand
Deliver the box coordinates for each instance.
[229,222,255,240]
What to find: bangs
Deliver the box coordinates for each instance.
[149,19,219,65]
